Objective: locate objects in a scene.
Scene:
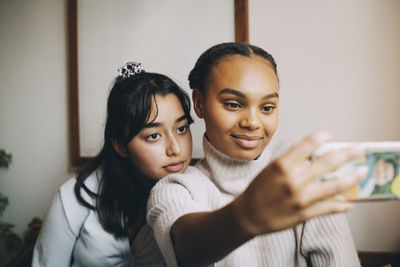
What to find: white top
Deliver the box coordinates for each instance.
[147,136,361,266]
[33,172,166,267]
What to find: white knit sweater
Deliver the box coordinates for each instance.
[147,136,361,267]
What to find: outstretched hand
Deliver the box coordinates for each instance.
[234,131,368,236]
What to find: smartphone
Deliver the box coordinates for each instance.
[314,142,400,201]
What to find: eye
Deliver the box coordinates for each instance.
[224,102,241,109]
[177,125,188,134]
[261,105,275,113]
[146,133,160,141]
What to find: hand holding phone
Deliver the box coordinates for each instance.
[314,142,400,201]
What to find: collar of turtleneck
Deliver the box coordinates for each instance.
[196,135,274,196]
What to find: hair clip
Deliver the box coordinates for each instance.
[117,61,145,79]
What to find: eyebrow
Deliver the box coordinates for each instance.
[142,114,188,129]
[217,88,279,99]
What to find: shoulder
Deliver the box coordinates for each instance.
[60,172,99,197]
[153,166,210,190]
[147,166,212,226]
[150,166,213,201]
[59,172,99,207]
[58,172,100,235]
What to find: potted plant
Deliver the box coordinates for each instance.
[0,149,22,266]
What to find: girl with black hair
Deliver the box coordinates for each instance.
[147,43,368,266]
[33,62,193,266]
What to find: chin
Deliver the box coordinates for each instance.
[229,150,261,161]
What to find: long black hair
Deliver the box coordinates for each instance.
[74,71,193,238]
[188,42,278,94]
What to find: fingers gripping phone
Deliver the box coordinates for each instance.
[314,142,400,201]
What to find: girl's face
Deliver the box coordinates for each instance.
[122,93,192,180]
[373,160,395,186]
[193,55,279,160]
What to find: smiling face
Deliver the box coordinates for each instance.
[193,55,279,160]
[120,93,192,180]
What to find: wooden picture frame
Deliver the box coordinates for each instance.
[67,0,248,166]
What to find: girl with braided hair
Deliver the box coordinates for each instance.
[147,43,367,266]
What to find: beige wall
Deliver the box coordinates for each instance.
[250,0,400,251]
[0,0,71,236]
[0,0,399,252]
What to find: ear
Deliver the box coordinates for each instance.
[192,89,205,119]
[112,139,128,158]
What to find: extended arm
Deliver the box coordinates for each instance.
[170,132,367,266]
[171,199,253,266]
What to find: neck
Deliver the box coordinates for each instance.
[196,136,272,196]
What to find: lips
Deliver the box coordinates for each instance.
[231,134,263,149]
[163,161,185,173]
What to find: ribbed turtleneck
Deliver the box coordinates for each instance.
[196,135,275,196]
[147,134,360,267]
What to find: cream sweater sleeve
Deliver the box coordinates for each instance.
[147,167,208,267]
[301,213,361,266]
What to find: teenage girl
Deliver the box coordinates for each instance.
[33,62,193,266]
[147,43,368,266]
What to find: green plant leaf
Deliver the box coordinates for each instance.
[0,195,8,218]
[0,149,12,169]
[0,221,22,251]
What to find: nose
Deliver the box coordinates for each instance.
[239,109,261,130]
[166,134,181,156]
